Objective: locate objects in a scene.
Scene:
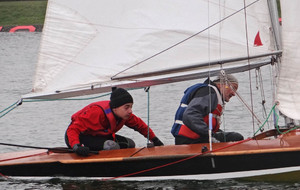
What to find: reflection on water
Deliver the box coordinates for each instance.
[1,178,300,190]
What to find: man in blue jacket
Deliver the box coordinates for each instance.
[171,73,244,145]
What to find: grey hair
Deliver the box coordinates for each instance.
[213,74,238,85]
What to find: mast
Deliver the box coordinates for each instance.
[268,0,282,51]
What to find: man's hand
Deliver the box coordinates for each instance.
[211,137,220,143]
[73,144,90,156]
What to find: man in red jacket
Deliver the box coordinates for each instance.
[65,88,163,156]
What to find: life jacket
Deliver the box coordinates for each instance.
[171,83,223,139]
[71,101,125,139]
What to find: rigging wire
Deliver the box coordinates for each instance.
[207,0,213,150]
[270,60,276,126]
[234,90,262,126]
[144,87,152,147]
[243,0,255,134]
[256,68,270,129]
[0,93,111,119]
[219,71,227,140]
[0,88,145,119]
[207,0,216,168]
[271,57,281,127]
[111,0,260,79]
[216,0,225,141]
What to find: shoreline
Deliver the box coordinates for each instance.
[0,25,43,32]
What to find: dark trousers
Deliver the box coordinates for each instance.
[213,131,244,142]
[175,131,244,145]
[65,132,135,151]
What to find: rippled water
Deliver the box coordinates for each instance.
[0,32,296,189]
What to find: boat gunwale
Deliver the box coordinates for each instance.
[2,144,300,165]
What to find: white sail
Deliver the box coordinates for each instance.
[277,1,300,120]
[25,0,276,99]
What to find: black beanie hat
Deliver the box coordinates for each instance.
[109,88,133,108]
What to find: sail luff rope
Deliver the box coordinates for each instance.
[111,0,260,80]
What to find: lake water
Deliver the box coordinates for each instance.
[0,32,298,189]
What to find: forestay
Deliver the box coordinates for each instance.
[25,0,276,99]
[277,1,300,120]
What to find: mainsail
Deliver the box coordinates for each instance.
[276,1,300,120]
[24,0,278,99]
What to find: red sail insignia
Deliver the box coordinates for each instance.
[254,31,263,46]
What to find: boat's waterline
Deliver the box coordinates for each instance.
[7,166,300,182]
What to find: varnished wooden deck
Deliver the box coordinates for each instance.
[1,129,300,166]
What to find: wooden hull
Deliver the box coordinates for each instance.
[1,129,300,181]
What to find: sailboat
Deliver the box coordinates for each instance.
[0,0,300,181]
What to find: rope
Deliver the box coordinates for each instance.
[256,68,270,129]
[0,151,49,163]
[0,142,74,153]
[252,102,300,136]
[0,172,8,179]
[276,125,300,135]
[0,88,146,120]
[243,0,256,134]
[0,93,111,119]
[254,103,277,135]
[102,138,252,181]
[0,101,20,118]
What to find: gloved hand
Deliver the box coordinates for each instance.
[73,144,90,156]
[152,137,164,146]
[211,137,220,143]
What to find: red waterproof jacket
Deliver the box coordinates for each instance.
[66,101,156,148]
